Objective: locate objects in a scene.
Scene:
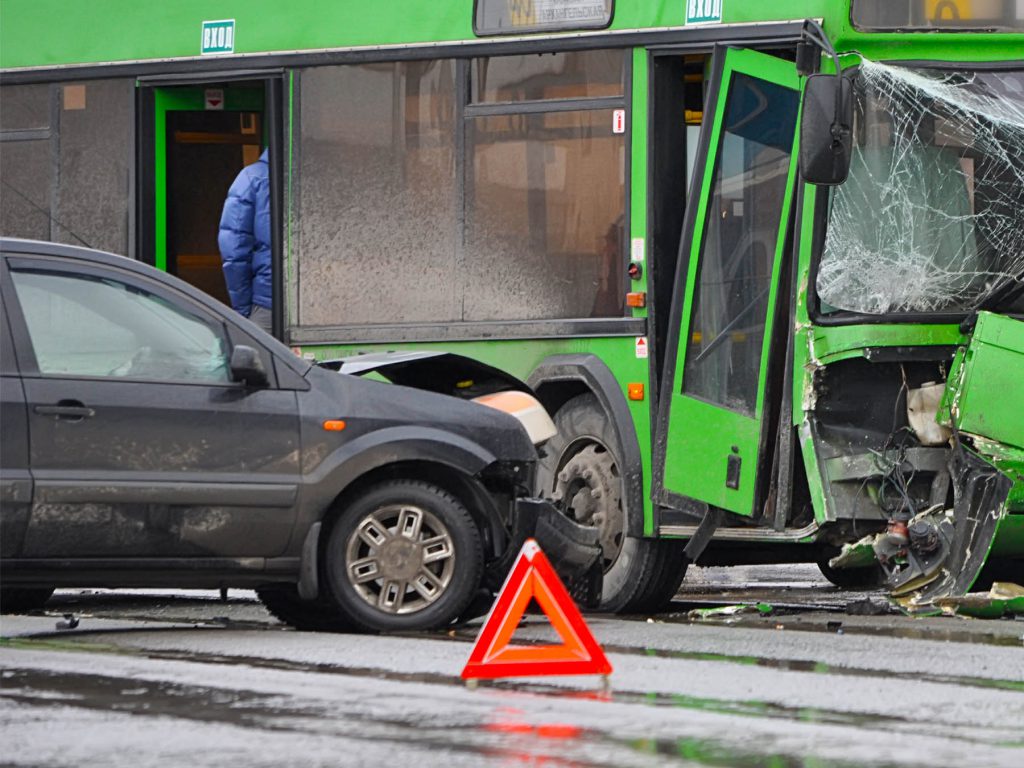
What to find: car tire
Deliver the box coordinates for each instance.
[256,584,356,632]
[537,393,683,613]
[323,480,484,633]
[1,587,54,614]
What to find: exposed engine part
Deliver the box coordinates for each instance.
[889,514,954,596]
[869,524,906,567]
[875,433,922,521]
[831,506,953,594]
[829,444,1012,609]
[908,518,941,555]
[906,381,953,447]
[859,507,954,595]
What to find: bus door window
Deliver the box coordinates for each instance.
[162,90,263,307]
[658,49,801,517]
[648,54,709,386]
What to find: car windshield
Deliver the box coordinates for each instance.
[816,62,1024,316]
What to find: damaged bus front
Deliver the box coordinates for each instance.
[796,52,1024,605]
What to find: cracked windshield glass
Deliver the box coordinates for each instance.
[817,61,1024,315]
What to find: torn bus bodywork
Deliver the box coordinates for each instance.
[625,37,1024,615]
[796,59,1024,606]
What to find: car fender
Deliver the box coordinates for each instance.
[294,426,503,600]
[300,425,499,519]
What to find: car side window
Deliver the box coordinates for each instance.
[10,269,231,383]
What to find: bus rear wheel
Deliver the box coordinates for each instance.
[817,556,888,589]
[538,393,686,613]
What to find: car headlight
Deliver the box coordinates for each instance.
[472,391,557,446]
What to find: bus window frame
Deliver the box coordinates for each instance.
[288,48,635,343]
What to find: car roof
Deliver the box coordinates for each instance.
[0,237,312,378]
[1,237,145,272]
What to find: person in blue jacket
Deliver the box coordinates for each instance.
[218,148,272,334]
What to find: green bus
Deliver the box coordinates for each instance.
[2,0,1022,614]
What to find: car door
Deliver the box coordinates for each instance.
[1,252,301,561]
[654,48,802,518]
[0,296,31,559]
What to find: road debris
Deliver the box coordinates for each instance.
[933,583,1024,620]
[686,603,774,624]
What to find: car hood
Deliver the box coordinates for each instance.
[304,363,537,465]
[316,351,532,399]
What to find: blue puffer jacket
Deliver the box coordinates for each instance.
[218,149,271,316]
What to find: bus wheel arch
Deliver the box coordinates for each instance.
[528,354,645,540]
[530,356,682,612]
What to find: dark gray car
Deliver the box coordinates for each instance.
[0,239,597,632]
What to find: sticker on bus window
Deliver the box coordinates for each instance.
[686,0,723,25]
[613,109,626,134]
[631,238,645,262]
[205,89,224,110]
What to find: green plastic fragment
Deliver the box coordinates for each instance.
[686,603,774,622]
[933,582,1024,619]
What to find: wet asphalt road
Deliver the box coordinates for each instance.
[2,566,1023,768]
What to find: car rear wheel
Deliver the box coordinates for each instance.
[1,587,54,614]
[323,480,484,633]
[537,393,687,613]
[256,584,356,632]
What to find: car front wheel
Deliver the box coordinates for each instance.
[323,480,484,633]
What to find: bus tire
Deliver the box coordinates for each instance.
[537,393,671,613]
[628,540,689,613]
[817,557,887,589]
[323,480,484,633]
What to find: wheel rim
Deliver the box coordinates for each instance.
[344,504,456,615]
[552,440,624,572]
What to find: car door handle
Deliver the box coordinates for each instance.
[34,401,95,420]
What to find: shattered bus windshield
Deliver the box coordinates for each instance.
[817,62,1024,316]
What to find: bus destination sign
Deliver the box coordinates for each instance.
[475,0,613,36]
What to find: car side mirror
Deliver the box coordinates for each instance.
[800,73,853,186]
[230,345,269,387]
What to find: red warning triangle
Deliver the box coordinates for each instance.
[461,539,612,680]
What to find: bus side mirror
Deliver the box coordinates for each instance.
[800,74,853,186]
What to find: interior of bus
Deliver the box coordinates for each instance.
[150,81,265,308]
